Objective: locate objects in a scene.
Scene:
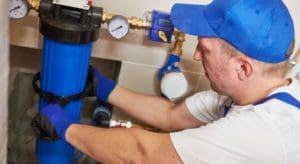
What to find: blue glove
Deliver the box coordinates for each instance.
[31,104,76,141]
[158,54,181,80]
[92,66,116,102]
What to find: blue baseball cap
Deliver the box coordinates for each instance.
[171,0,294,63]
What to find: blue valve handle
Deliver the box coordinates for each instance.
[158,54,181,80]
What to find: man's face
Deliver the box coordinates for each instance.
[194,37,235,95]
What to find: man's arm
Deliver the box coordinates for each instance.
[109,85,204,131]
[66,124,183,163]
[31,104,183,163]
[92,67,204,131]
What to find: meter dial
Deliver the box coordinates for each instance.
[8,0,29,19]
[108,15,130,39]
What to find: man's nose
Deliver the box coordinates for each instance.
[193,50,202,61]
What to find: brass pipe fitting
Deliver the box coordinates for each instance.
[102,12,151,30]
[127,16,151,29]
[28,0,41,11]
[102,12,114,23]
[171,30,185,56]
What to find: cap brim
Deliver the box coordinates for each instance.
[171,3,217,37]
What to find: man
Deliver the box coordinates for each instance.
[32,0,300,163]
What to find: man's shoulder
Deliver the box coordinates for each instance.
[188,89,229,101]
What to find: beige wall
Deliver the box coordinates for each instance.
[0,0,8,163]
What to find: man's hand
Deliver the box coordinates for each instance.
[31,104,76,141]
[91,66,116,102]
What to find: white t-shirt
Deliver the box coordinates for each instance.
[170,78,300,164]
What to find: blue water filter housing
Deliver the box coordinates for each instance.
[37,37,92,163]
[36,1,102,163]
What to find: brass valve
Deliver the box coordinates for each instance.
[28,0,41,11]
[171,30,185,56]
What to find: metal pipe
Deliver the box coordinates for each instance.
[0,0,9,162]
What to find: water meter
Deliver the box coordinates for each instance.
[148,10,174,43]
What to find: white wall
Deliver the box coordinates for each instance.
[0,0,8,163]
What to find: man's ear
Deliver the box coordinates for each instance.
[235,56,253,81]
